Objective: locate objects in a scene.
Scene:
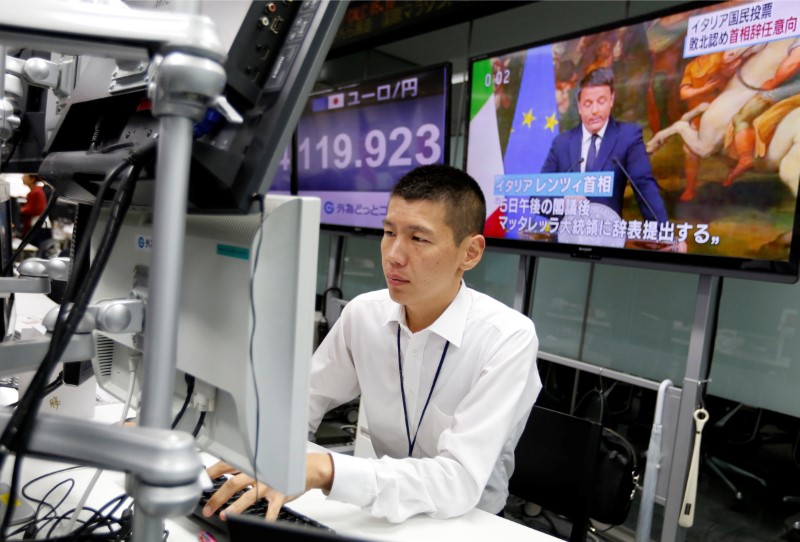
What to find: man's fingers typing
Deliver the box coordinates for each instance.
[202,473,255,518]
[206,460,239,479]
[219,483,267,519]
[265,491,288,522]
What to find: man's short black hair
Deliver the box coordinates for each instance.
[390,164,486,245]
[578,67,615,99]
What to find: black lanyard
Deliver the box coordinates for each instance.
[397,324,450,457]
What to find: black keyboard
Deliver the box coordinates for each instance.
[194,476,335,533]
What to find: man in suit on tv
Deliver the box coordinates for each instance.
[541,67,669,224]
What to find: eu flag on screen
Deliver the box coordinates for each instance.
[312,96,328,112]
[503,44,558,175]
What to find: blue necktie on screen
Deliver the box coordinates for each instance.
[586,133,599,171]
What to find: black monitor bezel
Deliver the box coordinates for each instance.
[464,0,800,283]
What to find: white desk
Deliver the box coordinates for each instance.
[8,448,560,542]
[7,296,560,541]
[5,421,560,542]
[287,490,558,542]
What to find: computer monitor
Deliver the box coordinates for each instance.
[90,194,319,494]
[296,63,452,233]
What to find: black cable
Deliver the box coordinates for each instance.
[1,139,18,169]
[21,465,82,499]
[14,476,121,540]
[41,371,64,397]
[70,493,128,538]
[171,374,195,429]
[34,478,74,521]
[112,508,133,542]
[55,493,128,539]
[590,520,618,535]
[6,167,133,512]
[0,374,69,542]
[2,185,58,277]
[0,145,153,540]
[62,159,132,305]
[192,410,207,438]
[16,465,84,537]
[2,371,64,410]
[25,477,76,538]
[3,144,152,448]
[50,505,117,539]
[249,193,266,504]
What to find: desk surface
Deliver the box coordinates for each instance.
[287,490,556,542]
[8,453,560,542]
[7,296,560,542]
[5,423,560,542]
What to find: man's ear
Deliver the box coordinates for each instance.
[460,234,486,272]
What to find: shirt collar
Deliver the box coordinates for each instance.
[383,281,470,348]
[582,119,609,143]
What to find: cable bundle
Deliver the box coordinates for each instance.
[0,142,157,540]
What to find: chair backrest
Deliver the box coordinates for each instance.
[509,404,602,542]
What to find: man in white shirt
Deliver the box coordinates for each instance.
[203,164,541,523]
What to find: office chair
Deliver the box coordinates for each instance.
[509,405,602,542]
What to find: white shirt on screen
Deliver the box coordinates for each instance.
[307,282,541,523]
[581,120,609,172]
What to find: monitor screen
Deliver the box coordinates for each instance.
[466,0,800,282]
[297,63,451,232]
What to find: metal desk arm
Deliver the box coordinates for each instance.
[0,409,205,516]
[0,257,71,297]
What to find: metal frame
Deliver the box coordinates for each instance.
[0,2,226,539]
[660,274,720,542]
[0,1,349,538]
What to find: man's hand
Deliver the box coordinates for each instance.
[202,460,292,521]
[201,453,334,522]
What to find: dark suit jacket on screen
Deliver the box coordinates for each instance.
[541,117,668,223]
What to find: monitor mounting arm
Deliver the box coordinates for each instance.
[0,257,70,297]
[0,2,234,540]
[0,54,76,145]
[0,296,144,379]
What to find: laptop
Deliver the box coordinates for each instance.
[227,513,369,542]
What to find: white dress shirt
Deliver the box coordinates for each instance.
[308,283,541,523]
[581,121,609,172]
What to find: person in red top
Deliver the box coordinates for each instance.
[19,174,47,236]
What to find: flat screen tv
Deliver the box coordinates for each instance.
[296,63,451,232]
[466,0,800,283]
